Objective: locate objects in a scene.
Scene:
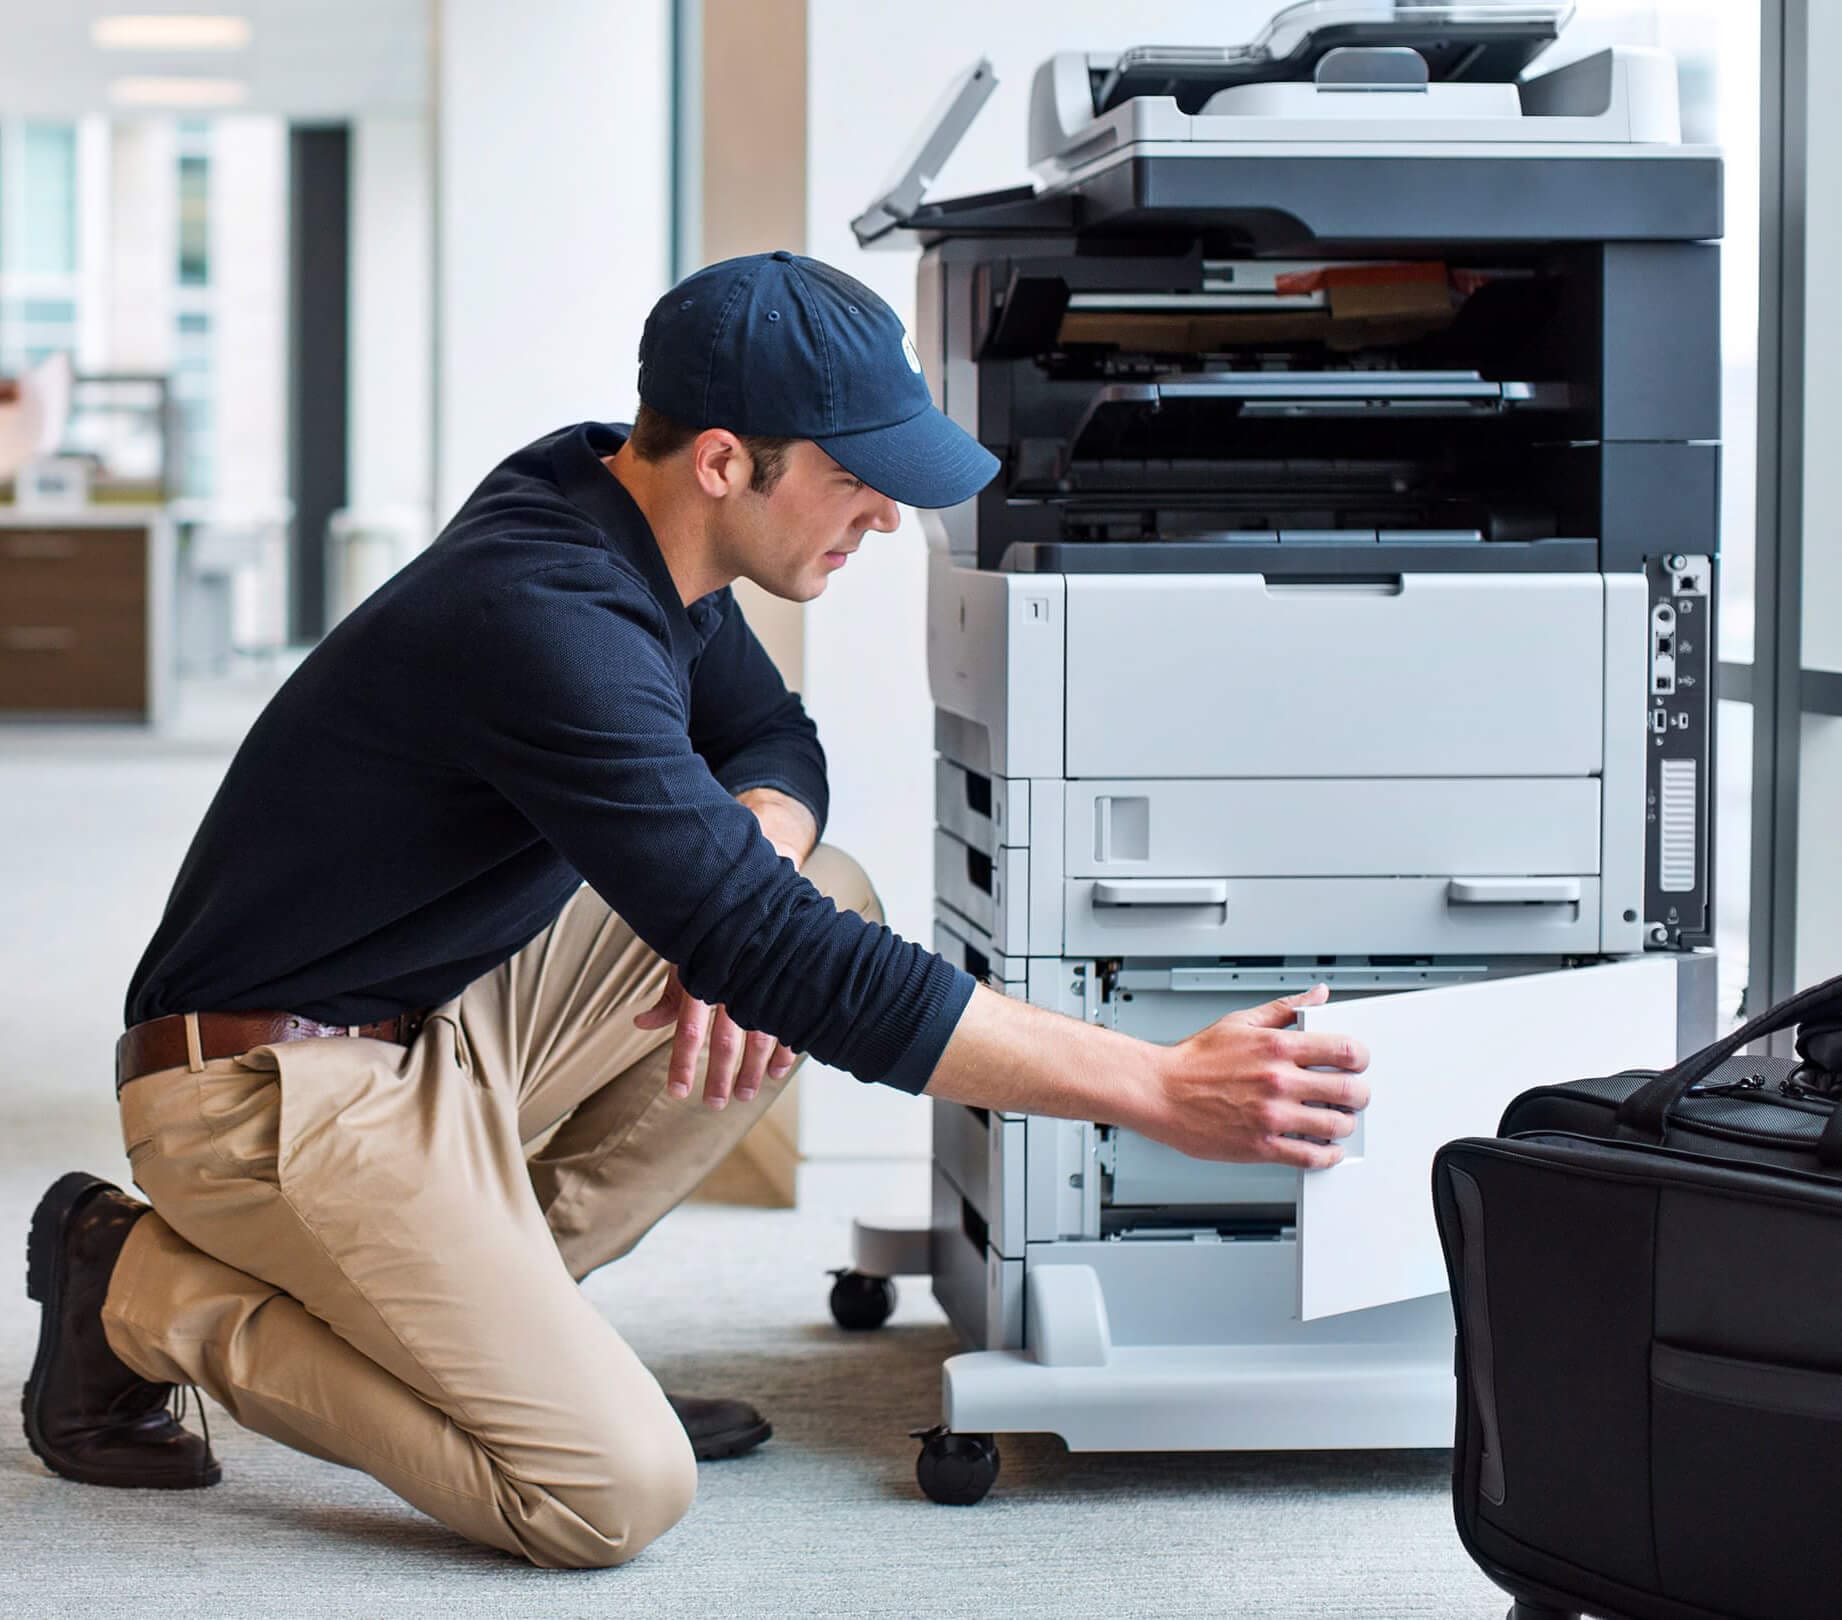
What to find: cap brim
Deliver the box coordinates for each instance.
[813,405,999,510]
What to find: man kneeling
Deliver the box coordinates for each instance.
[24,253,1369,1568]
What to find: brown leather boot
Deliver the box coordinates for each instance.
[23,1172,221,1489]
[665,1391,772,1461]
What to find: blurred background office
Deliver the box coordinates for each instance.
[0,0,1779,1221]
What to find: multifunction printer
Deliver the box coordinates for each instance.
[825,0,1722,1505]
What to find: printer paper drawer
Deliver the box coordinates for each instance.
[1065,874,1603,956]
[1064,573,1607,779]
[933,909,1026,993]
[935,829,1026,953]
[933,1103,1026,1253]
[1067,777,1602,878]
[937,828,1051,955]
[931,1164,1024,1352]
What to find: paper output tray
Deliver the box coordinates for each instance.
[1067,372,1570,443]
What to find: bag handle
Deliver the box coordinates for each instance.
[1820,1104,1842,1170]
[1615,969,1842,1142]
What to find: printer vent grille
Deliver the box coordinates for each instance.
[1658,758,1698,893]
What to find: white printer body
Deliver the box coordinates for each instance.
[843,0,1724,1492]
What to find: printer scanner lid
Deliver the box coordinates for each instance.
[852,0,1705,249]
[1090,1,1573,114]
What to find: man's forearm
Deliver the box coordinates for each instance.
[922,982,1369,1170]
[736,786,819,867]
[923,984,1167,1136]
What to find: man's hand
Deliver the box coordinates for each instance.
[635,965,799,1109]
[1137,985,1371,1169]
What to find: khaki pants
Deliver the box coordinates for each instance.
[101,847,879,1569]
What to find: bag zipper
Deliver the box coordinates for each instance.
[1684,1072,1767,1099]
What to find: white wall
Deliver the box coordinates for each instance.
[350,112,433,528]
[104,121,176,373]
[74,117,112,372]
[209,117,289,514]
[432,0,671,521]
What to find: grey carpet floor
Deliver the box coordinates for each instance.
[0,709,1509,1619]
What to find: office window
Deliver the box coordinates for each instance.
[0,121,82,375]
[178,154,210,286]
[19,124,76,276]
[174,308,214,497]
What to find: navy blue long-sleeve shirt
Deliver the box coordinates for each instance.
[126,421,975,1093]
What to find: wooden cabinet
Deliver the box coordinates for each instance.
[0,518,164,720]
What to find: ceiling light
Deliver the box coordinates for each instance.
[109,76,250,108]
[93,16,252,51]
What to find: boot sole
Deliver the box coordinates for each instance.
[693,1418,773,1462]
[22,1172,222,1490]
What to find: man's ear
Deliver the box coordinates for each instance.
[690,429,748,499]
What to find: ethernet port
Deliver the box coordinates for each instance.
[1657,635,1674,656]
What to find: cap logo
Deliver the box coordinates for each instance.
[901,331,923,374]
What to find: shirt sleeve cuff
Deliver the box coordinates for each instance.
[875,958,977,1095]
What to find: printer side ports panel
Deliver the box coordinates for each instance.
[1645,553,1714,947]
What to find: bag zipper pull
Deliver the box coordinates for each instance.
[1688,1072,1766,1098]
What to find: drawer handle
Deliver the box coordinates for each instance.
[2,536,79,561]
[1445,878,1582,907]
[2,626,77,653]
[1093,879,1229,907]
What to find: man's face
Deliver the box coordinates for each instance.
[715,441,903,603]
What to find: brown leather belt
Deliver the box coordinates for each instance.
[116,1008,431,1094]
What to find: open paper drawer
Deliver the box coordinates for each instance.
[1290,954,1706,1320]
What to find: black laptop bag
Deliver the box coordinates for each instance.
[1432,971,1842,1620]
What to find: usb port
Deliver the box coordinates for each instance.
[1653,651,1677,695]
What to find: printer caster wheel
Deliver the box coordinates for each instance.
[827,1267,896,1331]
[913,1425,999,1506]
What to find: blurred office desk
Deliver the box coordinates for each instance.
[0,506,173,727]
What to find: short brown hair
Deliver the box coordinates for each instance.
[628,402,796,495]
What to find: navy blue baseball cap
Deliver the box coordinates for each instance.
[636,250,999,510]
